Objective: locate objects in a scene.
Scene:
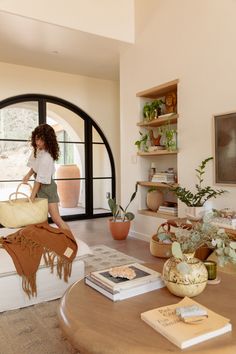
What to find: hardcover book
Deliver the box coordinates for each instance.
[141,296,232,349]
[89,263,162,291]
[85,274,164,301]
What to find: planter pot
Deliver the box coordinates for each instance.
[162,253,208,297]
[56,164,80,208]
[108,219,131,240]
[146,190,164,212]
[185,206,205,221]
[150,235,172,258]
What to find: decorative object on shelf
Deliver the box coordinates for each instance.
[164,91,177,114]
[149,129,162,147]
[56,164,80,208]
[162,217,236,297]
[107,184,138,240]
[146,188,164,212]
[170,157,226,219]
[143,99,164,122]
[134,131,150,152]
[148,162,156,181]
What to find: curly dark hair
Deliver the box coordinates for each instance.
[31,124,60,160]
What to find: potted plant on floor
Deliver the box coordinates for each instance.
[108,184,138,240]
[170,157,226,220]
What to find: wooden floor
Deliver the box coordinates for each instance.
[69,217,166,268]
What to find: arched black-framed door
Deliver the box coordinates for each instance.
[0,94,115,222]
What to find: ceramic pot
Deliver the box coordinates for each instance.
[185,206,205,221]
[162,253,208,297]
[108,219,131,240]
[56,164,80,208]
[146,190,164,211]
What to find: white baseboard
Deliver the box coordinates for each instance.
[128,230,149,242]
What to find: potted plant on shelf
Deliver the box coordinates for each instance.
[143,99,164,122]
[170,157,226,220]
[135,131,150,152]
[108,184,138,240]
[162,217,236,298]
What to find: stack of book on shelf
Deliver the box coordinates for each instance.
[158,205,178,216]
[141,296,232,349]
[85,263,165,301]
[151,171,175,183]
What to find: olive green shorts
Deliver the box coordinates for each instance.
[37,179,60,203]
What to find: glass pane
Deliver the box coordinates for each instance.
[55,144,84,179]
[0,102,38,140]
[93,179,112,214]
[46,103,84,142]
[0,141,31,181]
[92,127,103,143]
[93,143,111,177]
[0,181,34,201]
[56,178,85,216]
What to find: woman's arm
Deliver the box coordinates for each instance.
[23,168,34,183]
[30,181,41,201]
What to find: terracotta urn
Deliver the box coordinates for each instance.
[108,219,131,240]
[146,190,164,212]
[56,164,80,208]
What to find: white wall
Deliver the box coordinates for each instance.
[120,0,236,240]
[0,0,135,43]
[0,61,120,202]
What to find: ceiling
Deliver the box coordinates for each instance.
[0,11,129,81]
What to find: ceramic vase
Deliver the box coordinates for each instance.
[162,253,208,297]
[56,164,80,208]
[185,206,205,221]
[146,190,164,212]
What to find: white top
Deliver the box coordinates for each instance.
[27,149,55,184]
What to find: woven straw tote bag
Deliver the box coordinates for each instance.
[0,183,48,228]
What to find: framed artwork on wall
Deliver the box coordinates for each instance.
[214,112,236,185]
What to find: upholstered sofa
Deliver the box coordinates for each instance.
[0,227,92,312]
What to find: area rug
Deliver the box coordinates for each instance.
[0,245,143,354]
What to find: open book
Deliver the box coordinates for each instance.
[141,297,232,349]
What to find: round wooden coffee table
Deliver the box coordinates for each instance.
[58,264,236,354]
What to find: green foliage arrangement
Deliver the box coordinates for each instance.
[171,157,226,206]
[158,121,177,151]
[143,99,164,121]
[134,131,149,152]
[108,184,138,222]
[171,219,236,267]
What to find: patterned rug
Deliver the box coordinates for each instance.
[0,245,142,354]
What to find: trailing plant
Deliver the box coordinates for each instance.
[135,131,149,152]
[108,184,138,222]
[170,157,226,206]
[158,121,177,151]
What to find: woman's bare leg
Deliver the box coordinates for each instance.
[48,202,70,230]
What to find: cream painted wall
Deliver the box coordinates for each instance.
[120,0,236,240]
[0,61,120,205]
[0,0,135,43]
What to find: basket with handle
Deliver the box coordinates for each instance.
[0,183,48,228]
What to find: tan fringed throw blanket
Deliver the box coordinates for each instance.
[0,222,78,298]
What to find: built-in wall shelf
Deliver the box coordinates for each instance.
[138,209,178,220]
[137,181,178,188]
[137,150,177,156]
[137,114,178,128]
[136,79,179,98]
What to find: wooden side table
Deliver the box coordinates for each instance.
[58,264,236,354]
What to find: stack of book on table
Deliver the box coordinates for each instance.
[141,296,232,349]
[85,263,165,301]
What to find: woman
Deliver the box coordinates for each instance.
[23,123,70,230]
